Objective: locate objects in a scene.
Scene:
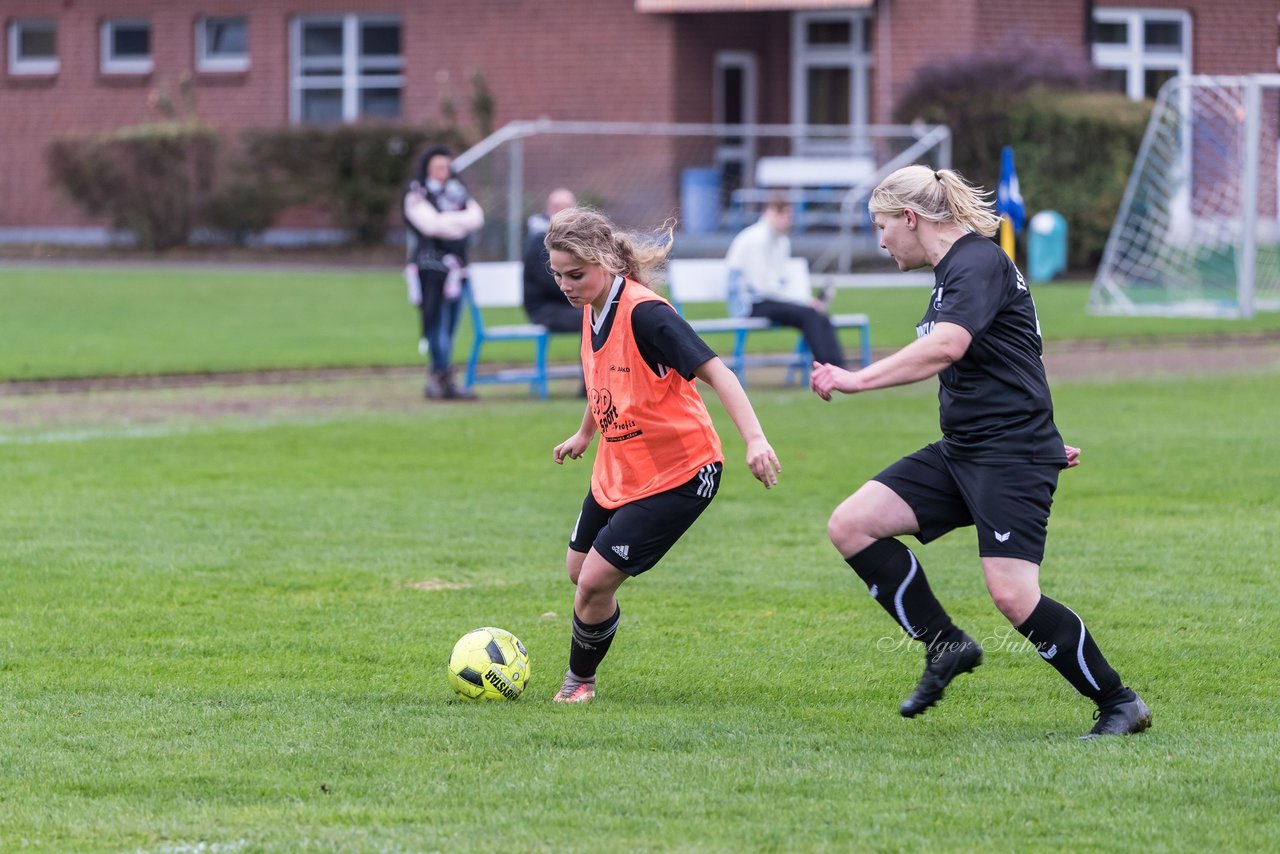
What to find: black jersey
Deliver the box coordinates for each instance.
[921,233,1066,465]
[590,278,717,379]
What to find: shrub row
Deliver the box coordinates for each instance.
[896,44,1152,269]
[47,123,467,250]
[46,122,219,251]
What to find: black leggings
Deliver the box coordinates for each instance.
[750,300,846,368]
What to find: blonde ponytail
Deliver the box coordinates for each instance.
[869,165,1001,237]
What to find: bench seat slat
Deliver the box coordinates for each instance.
[665,258,872,386]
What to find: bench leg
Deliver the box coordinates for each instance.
[533,334,550,400]
[465,335,483,389]
[859,324,872,368]
[732,329,750,387]
[786,336,811,386]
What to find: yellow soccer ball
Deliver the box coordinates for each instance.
[447,627,530,701]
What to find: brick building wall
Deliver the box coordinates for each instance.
[875,0,1087,124]
[1093,0,1277,75]
[0,0,675,232]
[2,0,1277,236]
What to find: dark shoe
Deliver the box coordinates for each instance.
[899,633,983,718]
[1080,691,1151,740]
[424,370,446,400]
[440,369,477,401]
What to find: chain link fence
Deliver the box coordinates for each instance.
[452,119,950,272]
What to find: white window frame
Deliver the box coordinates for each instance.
[8,19,59,75]
[196,16,249,73]
[1092,8,1192,101]
[289,14,403,124]
[101,19,153,75]
[790,10,873,156]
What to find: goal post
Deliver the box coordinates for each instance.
[1089,75,1280,319]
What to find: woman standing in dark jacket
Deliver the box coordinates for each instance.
[404,146,485,400]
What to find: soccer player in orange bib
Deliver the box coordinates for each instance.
[545,207,782,703]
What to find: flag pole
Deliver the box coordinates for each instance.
[996,145,1025,264]
[1000,215,1016,260]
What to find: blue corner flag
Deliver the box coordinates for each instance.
[997,145,1026,235]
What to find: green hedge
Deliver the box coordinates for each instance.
[46,122,219,251]
[240,124,469,245]
[904,86,1150,270]
[46,123,470,249]
[894,47,1151,269]
[1007,89,1151,268]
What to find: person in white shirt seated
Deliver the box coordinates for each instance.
[724,196,846,368]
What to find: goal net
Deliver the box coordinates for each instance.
[1090,75,1280,318]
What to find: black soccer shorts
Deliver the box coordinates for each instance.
[568,462,722,575]
[872,442,1059,564]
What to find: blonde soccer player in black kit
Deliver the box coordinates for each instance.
[811,165,1150,739]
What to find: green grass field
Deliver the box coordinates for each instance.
[2,264,1278,851]
[3,264,1280,381]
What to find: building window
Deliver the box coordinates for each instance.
[101,19,153,74]
[1092,9,1191,101]
[714,51,758,194]
[290,15,403,124]
[197,16,249,72]
[8,19,59,75]
[790,10,872,155]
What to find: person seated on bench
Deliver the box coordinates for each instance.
[725,195,846,369]
[523,188,582,332]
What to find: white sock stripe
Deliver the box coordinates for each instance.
[893,551,921,638]
[1066,606,1101,692]
[572,620,619,642]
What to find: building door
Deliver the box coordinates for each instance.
[714,51,758,201]
[790,10,872,156]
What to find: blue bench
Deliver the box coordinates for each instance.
[462,261,581,400]
[664,258,872,385]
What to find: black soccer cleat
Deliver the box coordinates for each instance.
[899,633,983,718]
[1080,691,1152,740]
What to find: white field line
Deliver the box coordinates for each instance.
[0,414,355,445]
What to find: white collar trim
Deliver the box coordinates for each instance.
[591,275,625,335]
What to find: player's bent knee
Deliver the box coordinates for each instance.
[987,587,1020,621]
[576,573,613,603]
[574,554,627,606]
[986,579,1037,624]
[827,504,872,554]
[566,548,587,585]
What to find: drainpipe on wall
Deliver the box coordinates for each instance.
[1083,0,1095,62]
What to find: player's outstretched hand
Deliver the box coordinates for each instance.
[745,437,781,489]
[810,361,856,401]
[554,432,592,465]
[1064,444,1081,469]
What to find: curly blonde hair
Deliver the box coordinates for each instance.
[544,207,674,286]
[868,165,1002,237]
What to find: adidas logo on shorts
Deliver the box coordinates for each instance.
[611,544,630,561]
